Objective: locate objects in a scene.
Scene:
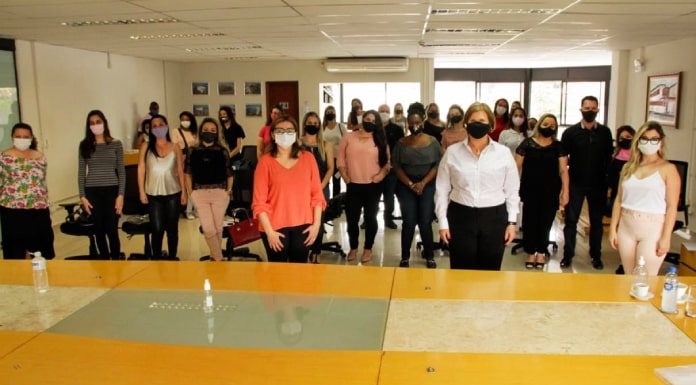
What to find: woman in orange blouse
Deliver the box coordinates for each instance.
[252,116,326,263]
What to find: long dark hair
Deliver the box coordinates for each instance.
[147,114,172,157]
[218,106,237,128]
[11,123,38,150]
[80,110,114,159]
[363,110,388,168]
[179,111,198,135]
[509,107,529,138]
[494,98,510,124]
[269,115,302,159]
[198,117,229,151]
[266,104,283,126]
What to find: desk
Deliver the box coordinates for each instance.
[0,331,37,359]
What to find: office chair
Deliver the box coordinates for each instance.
[665,160,689,266]
[316,193,347,259]
[120,164,154,260]
[59,202,99,259]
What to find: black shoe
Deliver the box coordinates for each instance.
[399,259,410,268]
[592,258,604,270]
[385,220,398,230]
[560,257,573,268]
[615,264,624,275]
[360,222,366,229]
[426,259,436,269]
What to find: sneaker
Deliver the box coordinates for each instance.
[560,257,572,268]
[426,259,437,269]
[591,258,604,270]
[399,259,410,267]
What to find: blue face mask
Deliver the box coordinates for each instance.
[152,126,168,138]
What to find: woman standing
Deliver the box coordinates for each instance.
[499,107,528,154]
[337,110,390,263]
[422,103,444,143]
[441,104,467,150]
[78,110,125,260]
[138,115,186,260]
[171,111,197,219]
[253,116,325,263]
[219,106,245,164]
[257,105,282,160]
[185,118,233,261]
[391,103,408,135]
[606,125,635,216]
[393,103,441,268]
[322,105,345,198]
[609,121,680,275]
[347,100,364,132]
[490,98,509,141]
[514,114,569,270]
[0,123,55,259]
[435,102,520,270]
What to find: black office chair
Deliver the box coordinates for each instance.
[317,193,347,259]
[120,164,154,260]
[665,160,689,266]
[59,203,99,259]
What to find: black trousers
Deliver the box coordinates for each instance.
[331,159,341,198]
[522,196,558,255]
[261,224,310,263]
[0,206,55,259]
[148,192,181,259]
[563,184,606,261]
[345,182,383,250]
[447,202,507,271]
[85,186,121,259]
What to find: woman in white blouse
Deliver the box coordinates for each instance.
[435,102,520,270]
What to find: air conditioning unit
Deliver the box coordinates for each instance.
[322,57,409,73]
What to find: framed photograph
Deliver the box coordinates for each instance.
[218,81,235,96]
[219,104,236,114]
[193,104,209,117]
[245,103,262,117]
[646,72,681,128]
[192,82,209,95]
[244,81,262,95]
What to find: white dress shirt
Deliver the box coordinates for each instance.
[435,138,520,229]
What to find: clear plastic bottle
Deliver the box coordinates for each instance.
[631,256,649,297]
[31,251,49,293]
[660,266,678,313]
[203,279,213,314]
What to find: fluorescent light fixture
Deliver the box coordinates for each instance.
[419,41,500,47]
[432,8,558,15]
[61,18,178,27]
[130,32,225,40]
[185,45,262,52]
[426,28,525,34]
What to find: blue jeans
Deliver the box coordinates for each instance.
[382,169,398,220]
[395,181,435,260]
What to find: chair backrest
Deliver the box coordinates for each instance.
[669,160,688,211]
[241,145,257,165]
[122,164,148,215]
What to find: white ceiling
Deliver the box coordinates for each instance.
[1,0,695,67]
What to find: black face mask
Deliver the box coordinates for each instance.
[618,138,632,149]
[582,110,598,122]
[428,111,439,119]
[219,116,229,123]
[200,131,217,144]
[324,113,336,121]
[450,115,463,124]
[466,122,490,139]
[362,122,376,133]
[395,109,403,115]
[304,124,320,135]
[150,109,158,116]
[538,126,556,138]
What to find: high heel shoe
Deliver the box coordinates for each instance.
[525,254,535,270]
[535,252,546,270]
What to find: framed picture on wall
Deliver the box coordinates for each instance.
[244,81,262,95]
[192,82,209,95]
[646,72,681,128]
[218,81,235,96]
[245,103,262,117]
[193,104,209,117]
[219,104,236,114]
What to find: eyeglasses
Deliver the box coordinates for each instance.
[638,137,661,145]
[275,129,295,135]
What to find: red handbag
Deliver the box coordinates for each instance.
[226,208,261,246]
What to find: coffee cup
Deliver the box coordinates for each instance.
[677,283,688,303]
[633,283,650,298]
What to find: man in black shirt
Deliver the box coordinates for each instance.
[380,104,404,229]
[561,96,613,270]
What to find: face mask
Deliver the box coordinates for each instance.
[618,138,632,149]
[581,110,598,122]
[380,112,390,123]
[90,124,104,135]
[150,109,158,116]
[538,126,556,138]
[409,125,422,135]
[362,122,377,133]
[496,106,507,116]
[395,109,403,115]
[638,141,660,155]
[325,113,336,121]
[152,126,168,139]
[275,132,297,149]
[427,111,439,119]
[466,122,490,139]
[180,121,191,129]
[13,138,32,151]
[304,124,319,135]
[200,131,217,144]
[450,115,463,124]
[512,117,525,127]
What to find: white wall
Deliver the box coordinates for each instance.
[163,58,433,145]
[15,41,165,204]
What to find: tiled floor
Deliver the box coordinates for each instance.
[46,203,686,274]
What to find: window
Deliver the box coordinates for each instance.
[319,82,421,123]
[434,81,524,114]
[529,81,562,121]
[434,81,476,113]
[564,81,606,125]
[0,49,19,150]
[479,82,524,108]
[529,80,606,128]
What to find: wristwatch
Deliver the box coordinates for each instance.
[507,221,517,226]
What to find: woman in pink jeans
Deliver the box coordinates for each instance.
[609,121,680,275]
[185,118,233,261]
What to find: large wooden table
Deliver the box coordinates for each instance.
[0,260,694,385]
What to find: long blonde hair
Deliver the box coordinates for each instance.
[531,113,558,139]
[620,121,665,181]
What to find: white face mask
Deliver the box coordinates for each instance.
[357,115,363,124]
[379,112,390,123]
[275,132,297,149]
[13,138,32,151]
[180,120,191,129]
[90,123,104,135]
[638,141,661,155]
[512,117,525,127]
[496,106,507,116]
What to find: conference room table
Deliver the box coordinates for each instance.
[0,260,694,384]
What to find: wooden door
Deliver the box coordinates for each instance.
[265,81,299,123]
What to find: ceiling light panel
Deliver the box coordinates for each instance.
[431,8,559,15]
[166,7,297,22]
[426,27,526,34]
[61,17,178,27]
[130,32,226,40]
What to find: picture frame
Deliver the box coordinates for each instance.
[646,72,681,128]
[245,103,262,117]
[192,82,209,95]
[244,81,262,95]
[218,81,235,96]
[219,104,236,114]
[193,104,209,117]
